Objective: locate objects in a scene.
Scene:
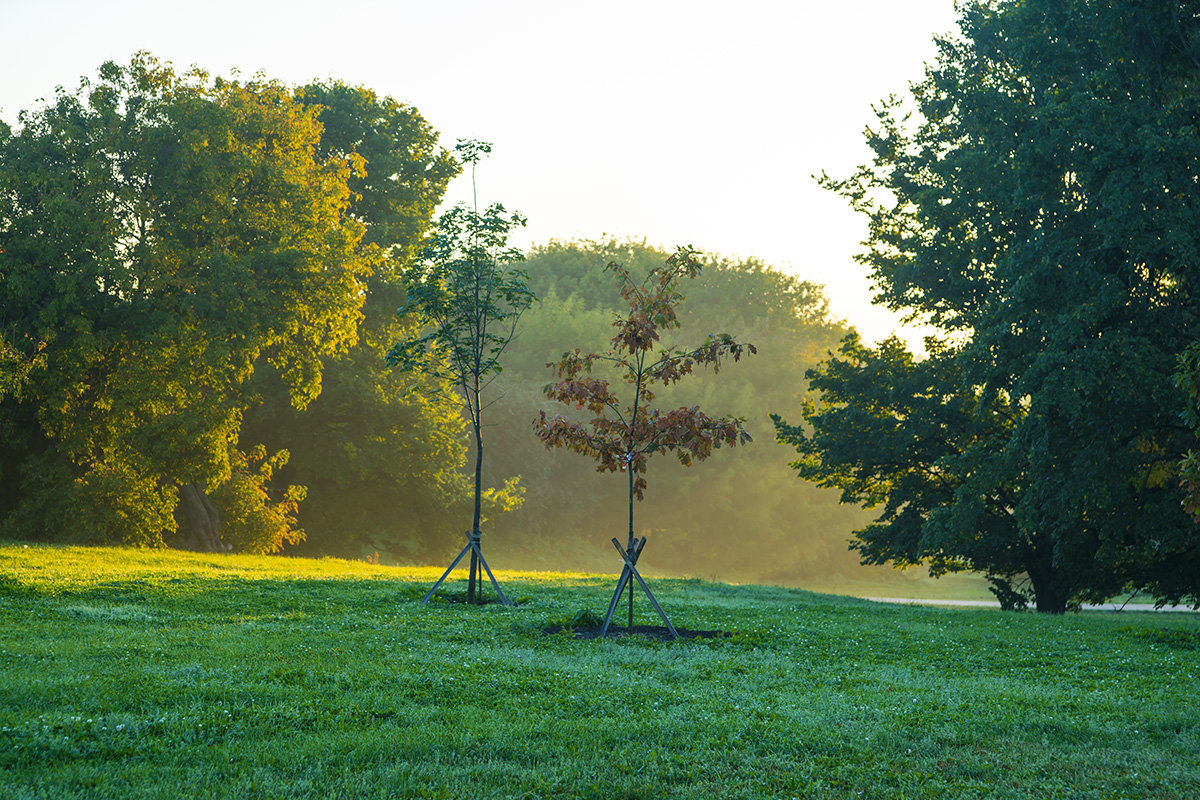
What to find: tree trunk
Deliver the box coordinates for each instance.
[176,482,225,553]
[469,402,484,605]
[1027,545,1068,613]
[627,457,635,630]
[1029,573,1068,613]
[626,355,644,630]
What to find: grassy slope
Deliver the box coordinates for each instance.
[1,544,1197,800]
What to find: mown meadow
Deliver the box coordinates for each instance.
[1,544,1197,799]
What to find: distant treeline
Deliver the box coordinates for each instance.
[270,235,876,585]
[480,238,874,583]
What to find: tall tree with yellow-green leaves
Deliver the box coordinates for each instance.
[0,55,370,551]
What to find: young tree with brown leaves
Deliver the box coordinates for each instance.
[535,246,755,635]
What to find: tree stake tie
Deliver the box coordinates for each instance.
[599,536,679,640]
[421,531,511,606]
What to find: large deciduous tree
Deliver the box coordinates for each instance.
[536,247,754,633]
[776,0,1200,611]
[387,140,533,604]
[0,55,369,551]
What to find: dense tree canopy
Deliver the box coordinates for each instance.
[0,55,368,549]
[1181,343,1200,523]
[776,0,1200,611]
[0,57,468,554]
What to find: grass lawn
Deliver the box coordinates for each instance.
[1,543,1197,799]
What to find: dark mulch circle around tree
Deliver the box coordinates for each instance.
[543,624,730,642]
[433,595,506,606]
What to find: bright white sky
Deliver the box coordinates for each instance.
[0,0,958,346]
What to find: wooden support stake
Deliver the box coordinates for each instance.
[599,565,633,638]
[596,536,679,640]
[466,532,511,607]
[420,531,511,606]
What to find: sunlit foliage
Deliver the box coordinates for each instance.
[0,58,421,553]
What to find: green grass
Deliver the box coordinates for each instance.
[1,544,1197,799]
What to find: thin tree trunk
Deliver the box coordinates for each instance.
[469,386,484,605]
[625,352,645,630]
[628,458,635,630]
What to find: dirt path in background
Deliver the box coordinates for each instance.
[866,597,1198,612]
